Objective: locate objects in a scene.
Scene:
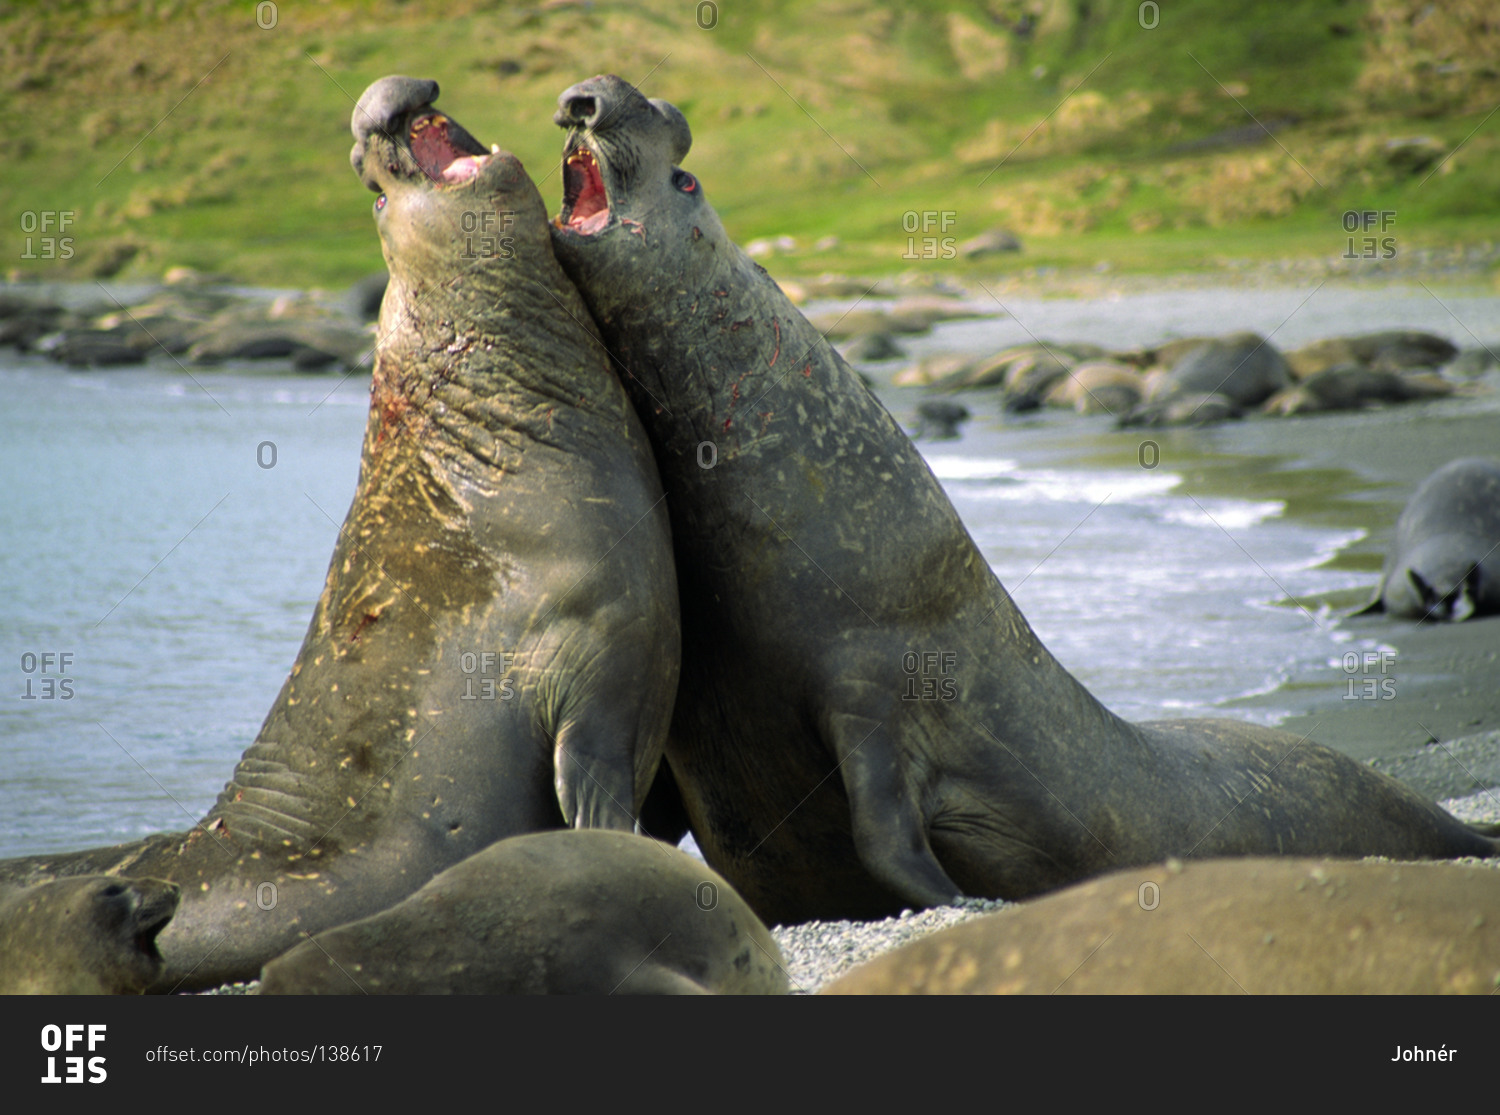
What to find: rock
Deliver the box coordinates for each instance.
[958,228,1022,258]
[187,320,371,370]
[807,309,932,340]
[1285,332,1458,379]
[45,329,148,368]
[1383,136,1446,175]
[1120,391,1243,427]
[1443,349,1498,378]
[1262,365,1455,415]
[911,400,971,440]
[894,353,979,387]
[841,332,905,362]
[348,271,389,320]
[1163,333,1292,407]
[1044,361,1145,414]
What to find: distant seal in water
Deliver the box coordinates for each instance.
[548,74,1498,925]
[1357,457,1500,621]
[258,830,788,995]
[822,858,1500,994]
[0,76,678,990]
[0,876,179,995]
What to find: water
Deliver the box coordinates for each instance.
[2,282,1493,857]
[2,359,370,855]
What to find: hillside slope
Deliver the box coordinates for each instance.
[3,0,1497,286]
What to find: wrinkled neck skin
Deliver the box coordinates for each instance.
[372,220,622,474]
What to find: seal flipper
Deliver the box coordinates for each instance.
[551,720,644,832]
[825,710,963,909]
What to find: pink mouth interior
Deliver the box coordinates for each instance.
[564,148,609,234]
[409,114,486,185]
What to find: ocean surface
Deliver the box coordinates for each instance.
[2,282,1495,857]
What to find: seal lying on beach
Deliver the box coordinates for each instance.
[0,77,678,990]
[822,858,1500,994]
[548,74,1498,925]
[0,876,179,995]
[258,830,788,995]
[1357,456,1500,621]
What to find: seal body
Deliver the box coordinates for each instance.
[548,75,1497,924]
[258,830,788,994]
[1358,457,1500,621]
[0,77,678,990]
[0,876,179,995]
[822,858,1500,994]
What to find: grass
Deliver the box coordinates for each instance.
[2,0,1497,290]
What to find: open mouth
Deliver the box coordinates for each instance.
[560,145,610,234]
[409,112,490,186]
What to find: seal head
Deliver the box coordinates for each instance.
[555,76,692,238]
[0,876,179,995]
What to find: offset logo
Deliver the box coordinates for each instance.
[40,1024,106,1084]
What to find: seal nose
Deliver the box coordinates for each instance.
[555,84,609,130]
[351,75,440,190]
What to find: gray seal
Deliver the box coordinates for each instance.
[547,74,1497,925]
[0,77,678,990]
[1357,457,1500,621]
[258,830,788,994]
[0,876,179,995]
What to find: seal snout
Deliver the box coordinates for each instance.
[351,75,504,194]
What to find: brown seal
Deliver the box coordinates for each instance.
[822,858,1500,994]
[0,76,678,990]
[258,830,788,994]
[0,876,179,995]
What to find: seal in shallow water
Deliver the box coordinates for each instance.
[1356,456,1500,621]
[0,876,179,995]
[0,77,678,990]
[258,830,788,995]
[547,75,1498,924]
[821,858,1500,994]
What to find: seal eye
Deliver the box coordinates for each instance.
[375,194,387,212]
[672,170,697,194]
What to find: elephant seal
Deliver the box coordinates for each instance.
[1357,457,1500,621]
[547,75,1498,925]
[823,858,1500,994]
[0,876,179,995]
[0,77,678,990]
[258,830,788,994]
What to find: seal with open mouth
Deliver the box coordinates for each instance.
[0,876,180,995]
[1356,457,1500,622]
[0,77,678,990]
[548,74,1497,925]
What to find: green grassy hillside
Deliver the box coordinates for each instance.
[3,0,1497,287]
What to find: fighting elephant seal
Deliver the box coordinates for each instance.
[548,74,1497,925]
[0,77,678,990]
[822,858,1500,994]
[1356,457,1500,621]
[0,877,179,995]
[258,830,788,994]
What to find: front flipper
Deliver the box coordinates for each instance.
[826,710,963,909]
[552,720,640,832]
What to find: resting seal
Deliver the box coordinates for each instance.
[548,75,1497,924]
[259,830,788,994]
[1357,456,1500,621]
[0,876,179,995]
[0,77,678,990]
[822,858,1500,994]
